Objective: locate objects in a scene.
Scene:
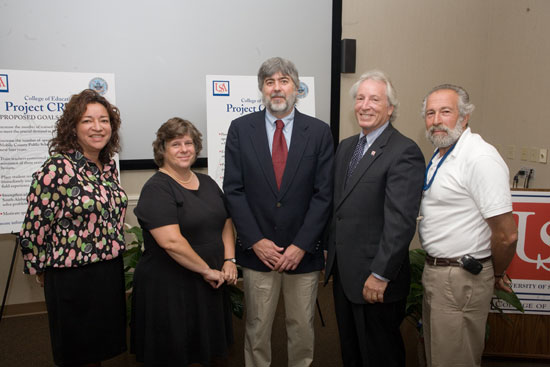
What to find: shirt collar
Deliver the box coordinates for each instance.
[65,149,116,175]
[265,108,295,129]
[449,126,471,158]
[360,121,390,147]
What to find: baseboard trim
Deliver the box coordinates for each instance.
[2,301,47,318]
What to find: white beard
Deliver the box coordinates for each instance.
[426,120,464,149]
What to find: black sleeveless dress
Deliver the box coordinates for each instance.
[131,172,233,366]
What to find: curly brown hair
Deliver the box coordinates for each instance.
[48,89,121,163]
[152,117,203,167]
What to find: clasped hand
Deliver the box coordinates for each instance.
[202,268,225,289]
[252,239,305,272]
[202,262,238,288]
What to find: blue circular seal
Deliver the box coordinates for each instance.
[297,81,309,99]
[89,77,108,95]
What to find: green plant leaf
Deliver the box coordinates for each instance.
[124,247,142,270]
[406,248,426,333]
[227,284,245,319]
[409,248,426,268]
[125,226,144,244]
[124,271,134,291]
[494,288,525,313]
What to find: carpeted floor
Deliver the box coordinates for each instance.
[1,281,549,367]
[0,281,343,367]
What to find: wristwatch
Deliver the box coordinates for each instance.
[224,258,236,264]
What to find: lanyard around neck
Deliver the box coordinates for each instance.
[423,143,456,191]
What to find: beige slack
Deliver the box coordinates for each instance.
[422,261,494,367]
[242,268,320,367]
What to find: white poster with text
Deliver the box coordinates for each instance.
[0,70,115,234]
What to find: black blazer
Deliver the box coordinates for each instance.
[325,124,425,303]
[223,109,334,273]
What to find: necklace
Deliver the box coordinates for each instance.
[158,168,194,185]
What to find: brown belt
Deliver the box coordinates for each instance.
[425,254,492,267]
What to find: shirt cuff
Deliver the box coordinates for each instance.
[372,272,389,282]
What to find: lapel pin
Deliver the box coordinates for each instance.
[371,151,376,156]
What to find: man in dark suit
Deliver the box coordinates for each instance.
[223,57,334,367]
[325,70,425,366]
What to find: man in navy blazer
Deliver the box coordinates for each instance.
[223,57,334,367]
[324,70,425,366]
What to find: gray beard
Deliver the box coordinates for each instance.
[426,121,464,149]
[263,93,296,115]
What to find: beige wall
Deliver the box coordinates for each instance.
[0,234,44,306]
[341,0,549,188]
[481,1,550,188]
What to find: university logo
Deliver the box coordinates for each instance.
[0,74,8,92]
[213,81,230,96]
[513,208,550,274]
[89,77,108,95]
[509,193,550,279]
[297,81,309,99]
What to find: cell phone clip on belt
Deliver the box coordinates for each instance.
[458,254,483,275]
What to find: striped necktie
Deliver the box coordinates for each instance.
[346,135,367,180]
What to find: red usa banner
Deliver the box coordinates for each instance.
[492,190,550,314]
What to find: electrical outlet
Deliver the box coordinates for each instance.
[520,147,528,161]
[529,147,539,162]
[539,148,548,163]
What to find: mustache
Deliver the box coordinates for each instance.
[428,126,450,134]
[270,93,285,98]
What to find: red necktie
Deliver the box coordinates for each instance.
[272,120,288,190]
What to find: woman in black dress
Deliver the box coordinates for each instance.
[19,89,127,367]
[131,117,236,366]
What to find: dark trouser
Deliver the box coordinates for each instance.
[333,270,406,367]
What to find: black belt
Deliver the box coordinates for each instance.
[425,254,492,267]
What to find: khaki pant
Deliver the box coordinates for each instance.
[422,261,494,367]
[242,268,320,367]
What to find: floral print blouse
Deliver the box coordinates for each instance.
[19,150,127,274]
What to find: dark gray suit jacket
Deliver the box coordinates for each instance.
[325,123,425,303]
[224,109,334,273]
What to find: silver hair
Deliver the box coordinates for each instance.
[257,57,300,91]
[421,84,475,120]
[349,70,399,123]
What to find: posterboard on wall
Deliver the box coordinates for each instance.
[205,75,316,188]
[0,69,116,234]
[491,190,550,314]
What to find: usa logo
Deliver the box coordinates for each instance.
[213,81,230,96]
[0,74,8,93]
